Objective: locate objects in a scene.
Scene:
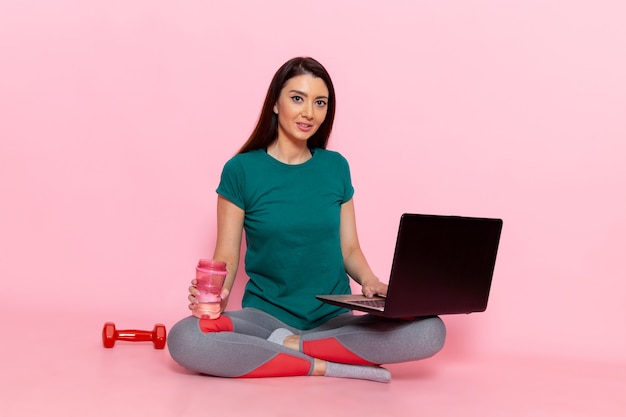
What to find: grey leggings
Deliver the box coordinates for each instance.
[167,308,446,377]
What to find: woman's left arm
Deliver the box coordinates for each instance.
[340,199,388,298]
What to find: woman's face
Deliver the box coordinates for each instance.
[273,74,329,144]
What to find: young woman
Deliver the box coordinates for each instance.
[167,57,446,383]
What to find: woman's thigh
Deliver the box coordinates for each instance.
[303,314,447,364]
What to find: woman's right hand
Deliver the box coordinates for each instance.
[187,279,231,318]
[187,278,199,314]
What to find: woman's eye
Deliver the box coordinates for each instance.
[316,100,327,107]
[291,96,303,103]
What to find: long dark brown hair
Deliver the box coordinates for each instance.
[238,57,336,154]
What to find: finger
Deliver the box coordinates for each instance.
[376,284,389,296]
[188,285,198,295]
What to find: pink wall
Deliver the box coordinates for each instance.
[1,1,625,362]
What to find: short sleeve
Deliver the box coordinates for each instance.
[215,157,246,210]
[339,153,355,204]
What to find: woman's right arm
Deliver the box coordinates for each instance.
[212,195,245,310]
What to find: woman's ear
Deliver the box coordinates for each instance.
[273,103,278,114]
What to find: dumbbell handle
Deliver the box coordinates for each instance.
[115,329,154,342]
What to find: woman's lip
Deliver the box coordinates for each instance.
[297,122,313,131]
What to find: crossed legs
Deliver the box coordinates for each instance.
[167,308,446,382]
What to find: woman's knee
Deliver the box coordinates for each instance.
[420,315,447,357]
[167,316,205,370]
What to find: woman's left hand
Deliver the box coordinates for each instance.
[361,278,388,298]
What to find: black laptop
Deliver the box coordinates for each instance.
[316,213,503,318]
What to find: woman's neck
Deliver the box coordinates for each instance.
[266,141,312,165]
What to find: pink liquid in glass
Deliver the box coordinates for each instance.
[194,259,227,319]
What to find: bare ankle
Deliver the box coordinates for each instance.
[283,334,300,350]
[312,358,327,376]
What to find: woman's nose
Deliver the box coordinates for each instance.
[301,102,314,119]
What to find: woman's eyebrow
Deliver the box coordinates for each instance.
[288,89,329,100]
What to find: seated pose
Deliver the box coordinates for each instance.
[167,57,446,383]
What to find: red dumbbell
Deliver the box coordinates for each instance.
[102,322,167,349]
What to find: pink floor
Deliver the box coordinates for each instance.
[2,310,623,417]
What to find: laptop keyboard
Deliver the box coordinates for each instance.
[351,299,386,308]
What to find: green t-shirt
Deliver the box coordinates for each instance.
[216,148,353,329]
